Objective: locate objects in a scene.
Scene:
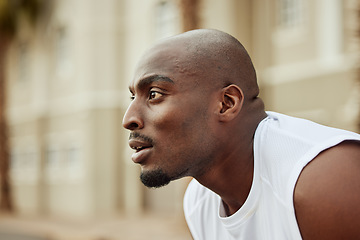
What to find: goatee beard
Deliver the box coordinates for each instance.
[140,169,171,188]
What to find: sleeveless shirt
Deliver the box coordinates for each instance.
[183,111,360,240]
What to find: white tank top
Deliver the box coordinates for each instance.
[183,111,360,240]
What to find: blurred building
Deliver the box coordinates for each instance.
[4,0,359,219]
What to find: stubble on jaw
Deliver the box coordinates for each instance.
[140,169,171,188]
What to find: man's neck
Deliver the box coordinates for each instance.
[195,138,255,216]
[194,109,266,216]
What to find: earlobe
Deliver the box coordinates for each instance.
[219,85,244,122]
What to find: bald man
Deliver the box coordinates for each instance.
[122,29,360,239]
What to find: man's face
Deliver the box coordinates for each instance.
[122,44,219,188]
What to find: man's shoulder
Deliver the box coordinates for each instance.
[265,111,360,142]
[294,140,360,239]
[261,112,360,159]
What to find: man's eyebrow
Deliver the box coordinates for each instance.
[137,75,174,89]
[129,75,174,94]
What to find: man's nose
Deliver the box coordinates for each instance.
[122,101,144,130]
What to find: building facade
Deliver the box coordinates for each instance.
[4,0,359,219]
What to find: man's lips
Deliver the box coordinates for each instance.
[129,139,153,151]
[128,139,153,163]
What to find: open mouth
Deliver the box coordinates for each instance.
[133,145,152,152]
[129,139,153,164]
[129,139,153,152]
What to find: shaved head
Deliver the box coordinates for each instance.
[139,29,259,101]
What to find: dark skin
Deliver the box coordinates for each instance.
[122,29,360,239]
[295,140,360,239]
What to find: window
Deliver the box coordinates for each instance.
[45,146,62,182]
[46,148,60,170]
[10,149,21,170]
[155,1,180,39]
[65,146,83,180]
[277,0,304,28]
[45,144,84,182]
[10,147,39,184]
[55,26,72,77]
[17,42,29,82]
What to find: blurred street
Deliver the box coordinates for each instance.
[0,213,191,240]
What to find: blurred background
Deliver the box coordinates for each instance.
[0,0,359,239]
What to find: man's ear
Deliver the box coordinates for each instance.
[218,84,244,122]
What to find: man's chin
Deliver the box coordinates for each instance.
[140,169,171,188]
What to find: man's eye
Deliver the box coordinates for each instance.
[149,91,162,100]
[130,95,135,101]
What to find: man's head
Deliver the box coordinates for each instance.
[122,29,263,188]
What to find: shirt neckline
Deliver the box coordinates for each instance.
[218,115,270,229]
